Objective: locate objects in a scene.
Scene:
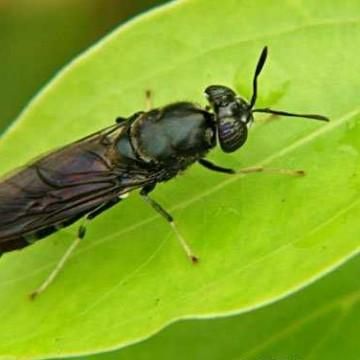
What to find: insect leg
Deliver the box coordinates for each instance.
[145,89,153,110]
[29,197,122,300]
[140,185,199,264]
[29,223,86,300]
[198,158,305,176]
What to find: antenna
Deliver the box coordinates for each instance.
[250,46,330,122]
[249,46,268,108]
[252,108,329,122]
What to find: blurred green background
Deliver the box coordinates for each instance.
[0,0,169,133]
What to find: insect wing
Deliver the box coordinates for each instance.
[0,123,136,250]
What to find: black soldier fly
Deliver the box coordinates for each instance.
[0,47,329,299]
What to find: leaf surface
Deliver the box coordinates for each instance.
[0,0,359,358]
[75,254,360,360]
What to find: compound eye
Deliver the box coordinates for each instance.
[218,117,248,153]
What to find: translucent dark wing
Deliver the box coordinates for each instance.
[0,122,151,251]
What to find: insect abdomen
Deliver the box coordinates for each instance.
[0,213,85,254]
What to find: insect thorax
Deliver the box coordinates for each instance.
[126,102,216,166]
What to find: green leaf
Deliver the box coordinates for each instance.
[73,253,360,360]
[0,0,359,358]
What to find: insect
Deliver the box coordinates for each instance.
[0,47,329,299]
